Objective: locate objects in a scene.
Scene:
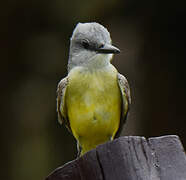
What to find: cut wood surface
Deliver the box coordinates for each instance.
[46,135,186,180]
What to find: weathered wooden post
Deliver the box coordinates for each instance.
[46,135,186,180]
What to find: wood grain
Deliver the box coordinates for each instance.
[46,135,186,180]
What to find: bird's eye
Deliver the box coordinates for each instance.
[99,44,104,49]
[82,40,90,49]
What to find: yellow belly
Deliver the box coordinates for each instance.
[66,66,121,154]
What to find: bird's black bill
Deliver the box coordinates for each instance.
[96,44,120,54]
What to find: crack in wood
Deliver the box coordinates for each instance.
[96,149,105,180]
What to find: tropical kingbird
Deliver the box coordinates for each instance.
[57,22,131,156]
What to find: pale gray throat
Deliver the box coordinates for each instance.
[68,53,113,72]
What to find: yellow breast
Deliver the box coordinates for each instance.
[65,65,121,154]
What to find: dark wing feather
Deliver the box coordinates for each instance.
[115,73,131,138]
[56,77,71,132]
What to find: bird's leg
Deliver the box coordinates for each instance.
[76,141,82,157]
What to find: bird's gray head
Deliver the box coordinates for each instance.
[68,22,120,71]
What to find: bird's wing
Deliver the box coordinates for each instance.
[115,73,131,137]
[56,77,71,132]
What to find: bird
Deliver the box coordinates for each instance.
[57,22,131,156]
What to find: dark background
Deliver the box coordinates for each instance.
[1,0,186,179]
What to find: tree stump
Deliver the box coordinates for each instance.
[46,135,186,180]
